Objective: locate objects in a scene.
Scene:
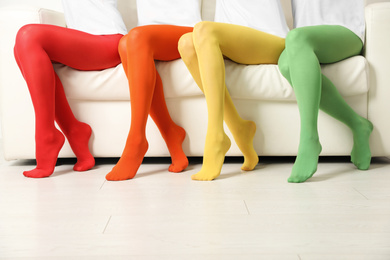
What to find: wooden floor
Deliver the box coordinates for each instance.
[1,143,390,259]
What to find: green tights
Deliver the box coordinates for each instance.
[278,25,373,183]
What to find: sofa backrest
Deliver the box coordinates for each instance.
[116,0,389,33]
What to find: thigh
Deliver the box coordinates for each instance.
[24,24,123,70]
[289,25,363,64]
[197,22,286,65]
[129,25,194,61]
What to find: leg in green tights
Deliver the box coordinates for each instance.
[278,25,373,183]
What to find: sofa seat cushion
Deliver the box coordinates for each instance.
[55,55,368,102]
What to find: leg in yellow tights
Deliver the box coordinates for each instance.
[178,22,285,181]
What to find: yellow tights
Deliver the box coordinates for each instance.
[178,22,285,181]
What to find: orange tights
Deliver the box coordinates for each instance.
[106,25,191,181]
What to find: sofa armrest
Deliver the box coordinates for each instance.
[38,8,66,27]
[364,2,390,156]
[0,6,65,28]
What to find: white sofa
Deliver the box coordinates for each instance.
[1,0,390,161]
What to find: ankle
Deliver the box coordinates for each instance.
[161,124,185,141]
[62,121,91,137]
[297,137,322,154]
[126,134,148,147]
[299,133,320,144]
[351,117,373,135]
[36,128,64,143]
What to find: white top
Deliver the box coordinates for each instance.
[136,0,202,27]
[292,0,365,42]
[62,0,128,35]
[214,0,289,38]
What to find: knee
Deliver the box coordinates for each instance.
[14,24,43,53]
[284,28,312,55]
[193,21,217,47]
[15,24,37,44]
[118,28,144,58]
[285,28,307,47]
[178,33,196,60]
[127,26,152,48]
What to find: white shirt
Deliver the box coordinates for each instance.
[292,0,365,42]
[214,0,290,38]
[136,0,202,27]
[62,0,128,35]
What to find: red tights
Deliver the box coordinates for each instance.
[106,25,192,181]
[14,24,123,178]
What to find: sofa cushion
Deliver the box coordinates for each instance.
[56,55,368,102]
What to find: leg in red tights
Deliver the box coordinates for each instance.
[106,25,191,181]
[14,24,123,178]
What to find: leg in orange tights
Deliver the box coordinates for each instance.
[106,25,191,181]
[14,24,123,178]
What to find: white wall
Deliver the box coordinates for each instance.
[0,0,63,11]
